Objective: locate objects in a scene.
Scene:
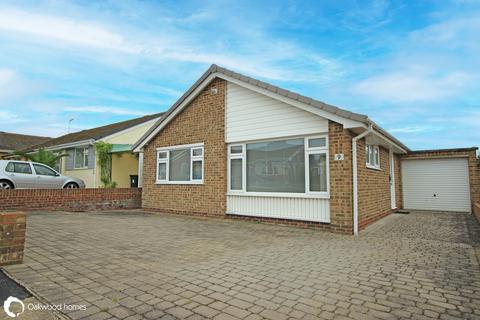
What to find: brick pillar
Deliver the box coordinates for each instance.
[0,212,26,266]
[328,121,354,234]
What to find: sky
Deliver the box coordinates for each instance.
[0,0,479,150]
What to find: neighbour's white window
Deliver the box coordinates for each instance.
[156,143,204,184]
[74,147,89,169]
[366,144,380,169]
[227,135,329,196]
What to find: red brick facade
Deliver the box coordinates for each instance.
[140,78,407,234]
[356,140,402,229]
[474,202,480,224]
[142,79,227,216]
[327,123,402,232]
[0,212,26,266]
[400,148,479,212]
[139,76,477,234]
[328,121,354,233]
[0,188,141,212]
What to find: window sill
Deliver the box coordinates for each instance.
[227,192,330,199]
[366,165,382,171]
[69,167,90,171]
[155,181,204,185]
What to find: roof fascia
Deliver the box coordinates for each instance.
[43,139,95,151]
[133,74,217,152]
[99,116,161,143]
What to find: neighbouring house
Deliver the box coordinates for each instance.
[0,131,51,159]
[29,113,163,188]
[133,64,479,235]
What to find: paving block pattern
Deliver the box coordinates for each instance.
[4,210,480,319]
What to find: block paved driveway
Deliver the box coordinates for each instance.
[4,210,480,320]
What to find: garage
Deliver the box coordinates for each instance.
[402,157,471,212]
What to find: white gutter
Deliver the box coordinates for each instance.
[352,125,373,236]
[43,139,95,151]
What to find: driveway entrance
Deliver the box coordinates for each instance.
[4,210,480,320]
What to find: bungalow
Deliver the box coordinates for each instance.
[133,65,479,235]
[30,113,162,188]
[0,131,51,159]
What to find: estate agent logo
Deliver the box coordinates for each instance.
[3,296,25,318]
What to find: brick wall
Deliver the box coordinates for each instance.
[401,148,479,211]
[356,140,400,229]
[474,202,480,224]
[142,78,227,216]
[328,121,354,234]
[0,188,141,212]
[0,212,26,266]
[394,153,403,210]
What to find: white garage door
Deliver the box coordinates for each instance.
[402,158,471,212]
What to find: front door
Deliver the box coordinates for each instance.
[389,150,397,209]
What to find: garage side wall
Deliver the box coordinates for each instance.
[401,148,479,212]
[142,79,227,216]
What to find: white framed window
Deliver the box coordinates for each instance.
[156,143,204,184]
[366,144,380,169]
[74,147,89,169]
[227,135,329,197]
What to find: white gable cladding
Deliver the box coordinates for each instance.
[226,82,328,143]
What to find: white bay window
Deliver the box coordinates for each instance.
[156,143,204,184]
[228,135,329,197]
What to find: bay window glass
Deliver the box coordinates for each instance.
[309,153,327,192]
[228,136,329,195]
[230,146,243,154]
[230,158,243,190]
[246,138,305,193]
[158,162,167,180]
[308,137,326,148]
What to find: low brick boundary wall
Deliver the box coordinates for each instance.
[0,212,26,266]
[474,202,480,224]
[0,188,142,212]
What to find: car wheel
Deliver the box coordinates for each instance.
[0,180,14,189]
[64,182,79,189]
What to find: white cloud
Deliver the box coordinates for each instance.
[389,126,430,133]
[0,7,342,83]
[64,106,149,116]
[0,8,140,53]
[0,69,15,87]
[352,71,471,102]
[0,110,26,123]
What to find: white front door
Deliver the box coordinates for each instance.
[389,150,396,209]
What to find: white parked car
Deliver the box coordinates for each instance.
[0,160,85,189]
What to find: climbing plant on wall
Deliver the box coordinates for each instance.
[95,142,117,188]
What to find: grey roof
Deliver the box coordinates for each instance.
[134,64,410,152]
[26,113,163,151]
[408,147,478,154]
[0,132,51,152]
